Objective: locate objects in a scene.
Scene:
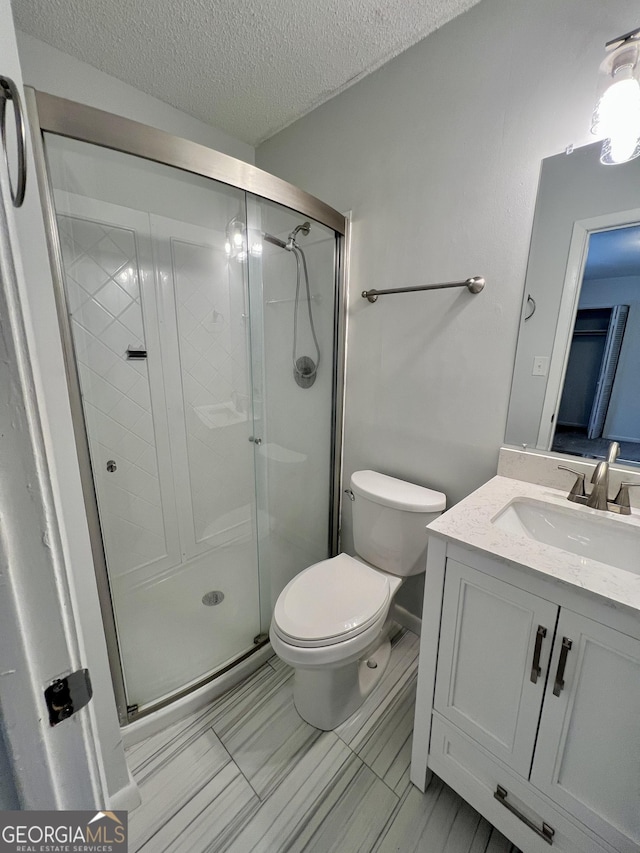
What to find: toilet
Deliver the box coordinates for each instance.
[269,470,446,730]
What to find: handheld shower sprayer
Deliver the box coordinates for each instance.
[262,220,319,388]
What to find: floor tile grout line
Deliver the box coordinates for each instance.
[337,663,419,745]
[127,642,517,853]
[274,746,394,853]
[372,775,446,853]
[210,669,296,742]
[335,725,407,803]
[131,754,236,853]
[207,723,263,802]
[131,719,225,782]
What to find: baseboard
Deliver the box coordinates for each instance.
[391,602,422,636]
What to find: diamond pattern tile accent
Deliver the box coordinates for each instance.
[60,216,258,576]
[59,214,168,578]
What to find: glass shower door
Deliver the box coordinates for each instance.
[44,134,263,712]
[246,196,338,617]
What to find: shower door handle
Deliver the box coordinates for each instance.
[0,75,27,207]
[126,347,147,360]
[248,436,262,445]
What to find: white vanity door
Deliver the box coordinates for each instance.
[434,559,558,777]
[530,609,640,853]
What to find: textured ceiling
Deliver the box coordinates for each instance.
[11,0,482,146]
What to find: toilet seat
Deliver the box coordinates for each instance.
[272,554,392,648]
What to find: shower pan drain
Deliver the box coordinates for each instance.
[202,590,225,606]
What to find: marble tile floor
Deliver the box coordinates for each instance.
[126,630,521,853]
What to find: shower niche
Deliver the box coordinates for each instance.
[34,104,345,724]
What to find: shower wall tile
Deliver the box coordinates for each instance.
[101,317,143,353]
[67,256,111,295]
[120,302,144,338]
[59,214,168,579]
[95,278,133,317]
[105,358,140,395]
[126,375,152,409]
[75,297,114,337]
[171,238,253,545]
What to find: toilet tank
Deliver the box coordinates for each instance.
[350,470,446,576]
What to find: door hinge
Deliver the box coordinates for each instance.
[44,668,93,726]
[127,704,139,717]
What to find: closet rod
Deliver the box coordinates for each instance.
[361,276,485,303]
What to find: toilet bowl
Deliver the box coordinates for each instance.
[270,470,445,730]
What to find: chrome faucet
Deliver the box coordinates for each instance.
[586,441,619,510]
[558,441,638,515]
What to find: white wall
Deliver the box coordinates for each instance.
[16,31,254,164]
[256,0,639,613]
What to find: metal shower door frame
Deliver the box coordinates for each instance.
[24,87,349,726]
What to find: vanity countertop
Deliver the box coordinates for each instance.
[427,475,640,617]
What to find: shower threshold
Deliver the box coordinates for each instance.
[121,639,272,747]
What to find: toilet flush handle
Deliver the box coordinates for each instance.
[344,489,355,501]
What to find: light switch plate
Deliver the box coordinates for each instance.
[532,356,549,376]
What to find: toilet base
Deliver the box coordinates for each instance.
[292,635,392,730]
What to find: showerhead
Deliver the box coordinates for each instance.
[287,221,311,245]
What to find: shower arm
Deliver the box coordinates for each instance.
[361,276,485,303]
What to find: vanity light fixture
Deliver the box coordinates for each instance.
[592,27,640,164]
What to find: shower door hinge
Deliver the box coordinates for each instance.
[44,668,93,726]
[126,703,139,718]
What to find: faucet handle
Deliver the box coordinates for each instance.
[557,465,586,499]
[612,482,640,514]
[606,441,621,465]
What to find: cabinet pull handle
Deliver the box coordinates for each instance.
[530,625,547,684]
[494,785,555,845]
[0,75,27,207]
[553,637,573,696]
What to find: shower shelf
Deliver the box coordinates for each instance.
[194,402,247,429]
[266,294,321,306]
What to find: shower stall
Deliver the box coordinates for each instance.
[27,91,347,725]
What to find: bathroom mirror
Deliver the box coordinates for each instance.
[505,140,640,467]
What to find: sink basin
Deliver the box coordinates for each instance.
[492,498,640,574]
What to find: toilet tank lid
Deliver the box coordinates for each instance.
[350,470,446,512]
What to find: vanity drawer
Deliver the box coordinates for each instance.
[428,713,615,853]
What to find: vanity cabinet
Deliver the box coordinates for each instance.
[434,560,558,778]
[414,542,640,853]
[529,609,640,852]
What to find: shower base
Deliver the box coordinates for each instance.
[121,643,272,748]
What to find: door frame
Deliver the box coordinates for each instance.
[0,13,113,805]
[537,208,640,449]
